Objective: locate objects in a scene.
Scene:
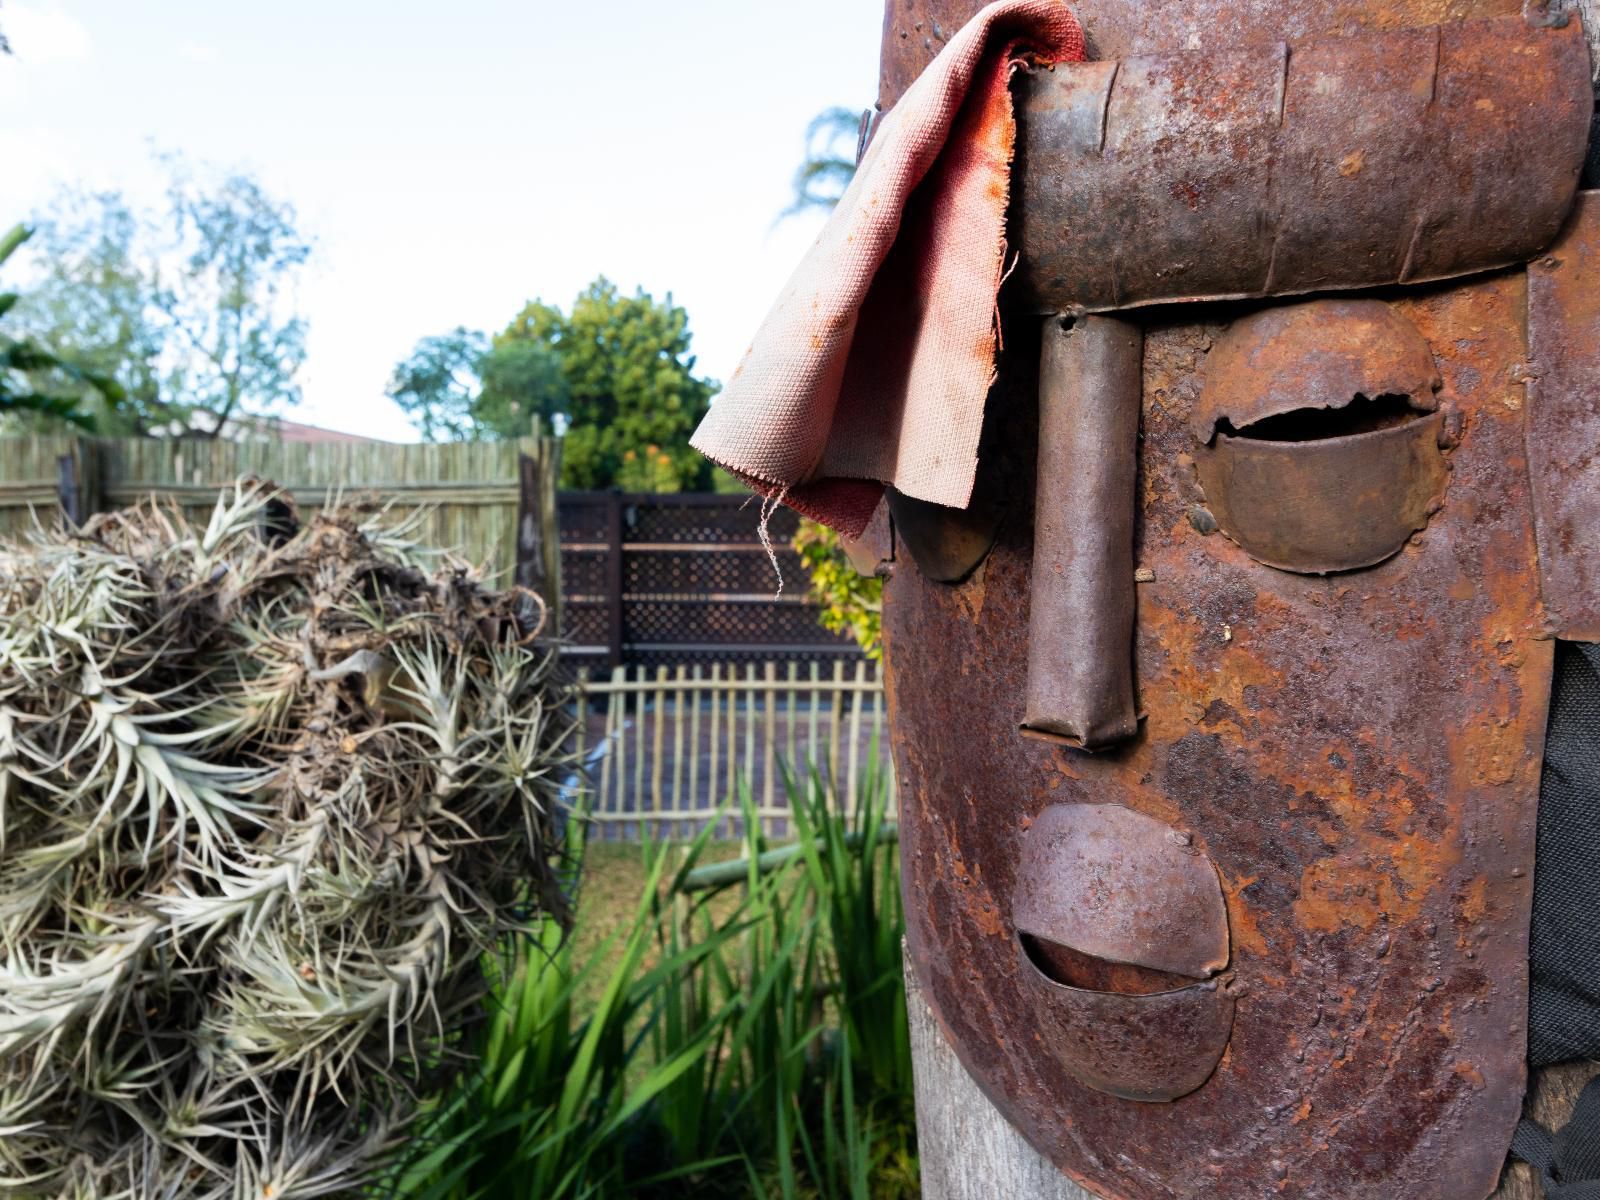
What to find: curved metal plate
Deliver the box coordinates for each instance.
[888,484,1003,585]
[1196,413,1449,574]
[1011,15,1593,313]
[1529,191,1600,640]
[1191,299,1440,442]
[1018,949,1237,1104]
[1014,804,1229,981]
[876,0,1530,112]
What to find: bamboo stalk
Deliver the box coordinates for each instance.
[688,664,703,825]
[762,660,777,827]
[671,665,687,819]
[829,659,846,798]
[847,658,867,816]
[633,665,646,837]
[651,664,668,817]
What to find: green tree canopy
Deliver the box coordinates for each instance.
[785,106,864,217]
[389,278,717,492]
[10,155,311,436]
[1,224,124,428]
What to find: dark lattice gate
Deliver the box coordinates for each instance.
[558,492,860,669]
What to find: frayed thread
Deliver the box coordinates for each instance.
[755,484,789,599]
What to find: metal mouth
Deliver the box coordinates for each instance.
[1018,932,1203,997]
[1013,935,1237,1103]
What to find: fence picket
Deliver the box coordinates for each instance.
[706,663,722,829]
[743,663,757,817]
[574,667,589,804]
[847,658,867,815]
[602,664,626,823]
[829,659,846,799]
[785,661,799,773]
[687,665,702,823]
[762,661,777,817]
[671,665,687,816]
[633,665,647,836]
[651,665,668,817]
[808,661,821,780]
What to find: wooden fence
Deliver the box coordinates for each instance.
[559,491,860,670]
[571,659,893,838]
[0,435,562,618]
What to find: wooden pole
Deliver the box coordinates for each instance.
[906,941,1099,1200]
[514,447,559,633]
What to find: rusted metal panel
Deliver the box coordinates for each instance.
[1011,15,1593,313]
[1196,412,1450,574]
[1528,190,1600,642]
[889,483,1002,584]
[889,268,1551,1200]
[1022,316,1141,750]
[1012,803,1228,981]
[1192,299,1451,574]
[1190,299,1441,441]
[875,0,1531,112]
[1019,963,1237,1104]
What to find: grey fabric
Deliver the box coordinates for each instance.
[1528,643,1600,1068]
[1513,1078,1600,1197]
[1512,643,1600,1190]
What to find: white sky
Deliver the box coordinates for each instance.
[0,1,884,441]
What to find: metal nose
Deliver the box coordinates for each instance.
[1020,314,1141,752]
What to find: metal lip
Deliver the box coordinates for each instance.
[1015,932,1225,1000]
[1195,409,1450,575]
[1209,407,1440,452]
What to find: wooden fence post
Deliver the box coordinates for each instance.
[515,442,562,634]
[604,490,625,668]
[56,436,100,528]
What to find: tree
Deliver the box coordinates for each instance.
[392,278,717,492]
[387,328,568,443]
[386,327,489,441]
[12,192,167,434]
[159,159,311,436]
[11,156,312,436]
[1,224,124,428]
[504,279,716,492]
[477,336,567,439]
[785,107,865,217]
[793,519,883,660]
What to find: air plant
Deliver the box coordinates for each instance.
[0,481,573,1198]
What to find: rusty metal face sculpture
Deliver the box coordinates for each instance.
[882,2,1599,1198]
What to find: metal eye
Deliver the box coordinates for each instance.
[1191,299,1449,575]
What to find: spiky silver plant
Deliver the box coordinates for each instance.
[0,483,572,1198]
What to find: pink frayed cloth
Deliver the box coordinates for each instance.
[691,0,1085,538]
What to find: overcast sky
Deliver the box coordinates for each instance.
[0,1,884,440]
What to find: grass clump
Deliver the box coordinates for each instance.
[389,759,916,1200]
